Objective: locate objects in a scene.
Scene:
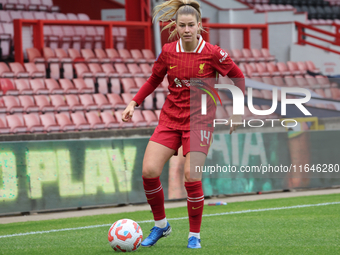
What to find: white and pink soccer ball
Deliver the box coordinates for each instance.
[108,219,143,252]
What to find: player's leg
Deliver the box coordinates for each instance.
[141,126,181,247]
[142,140,175,225]
[182,129,212,249]
[183,151,206,249]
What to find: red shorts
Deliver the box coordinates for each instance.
[150,124,213,156]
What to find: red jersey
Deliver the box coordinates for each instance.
[133,35,243,131]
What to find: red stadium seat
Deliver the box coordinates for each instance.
[0,99,6,113]
[44,79,64,94]
[41,0,60,12]
[101,63,120,78]
[0,78,18,95]
[121,78,138,93]
[230,49,246,62]
[114,63,133,78]
[106,94,127,109]
[261,49,275,62]
[251,77,263,83]
[118,49,134,63]
[155,92,165,109]
[55,112,76,132]
[105,48,123,62]
[255,63,270,77]
[262,76,275,85]
[295,75,309,87]
[3,95,24,113]
[305,75,318,88]
[9,62,30,78]
[29,79,49,94]
[18,95,39,113]
[250,49,266,62]
[127,63,145,78]
[93,94,113,110]
[73,78,95,94]
[49,94,70,111]
[287,61,304,75]
[59,79,78,94]
[70,112,91,130]
[272,76,285,87]
[0,63,15,79]
[154,110,161,120]
[130,109,147,127]
[50,48,73,79]
[74,63,94,80]
[315,75,330,87]
[34,95,55,112]
[242,49,256,62]
[306,61,320,73]
[24,63,45,78]
[81,49,99,62]
[94,49,112,63]
[65,95,84,111]
[277,62,293,76]
[0,114,10,134]
[100,111,120,129]
[142,110,158,126]
[85,111,105,130]
[141,49,156,64]
[6,114,27,133]
[78,94,98,111]
[266,63,281,76]
[40,113,61,132]
[109,78,121,94]
[23,113,44,133]
[14,79,33,95]
[130,49,147,63]
[284,76,298,87]
[139,63,152,77]
[121,92,134,105]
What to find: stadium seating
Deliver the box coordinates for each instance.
[0,2,338,136]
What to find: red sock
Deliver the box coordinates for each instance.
[143,176,166,221]
[185,181,204,233]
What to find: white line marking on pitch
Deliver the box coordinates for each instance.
[0,201,339,239]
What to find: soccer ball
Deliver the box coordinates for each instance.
[108,219,143,252]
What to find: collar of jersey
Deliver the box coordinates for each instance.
[176,34,206,53]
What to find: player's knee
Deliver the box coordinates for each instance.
[142,163,160,178]
[184,171,201,182]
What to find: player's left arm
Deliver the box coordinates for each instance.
[212,47,245,134]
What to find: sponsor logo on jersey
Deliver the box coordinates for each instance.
[174,78,182,87]
[219,49,228,63]
[174,78,191,87]
[170,65,177,69]
[198,63,205,74]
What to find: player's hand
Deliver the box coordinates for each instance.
[122,101,137,122]
[228,115,243,134]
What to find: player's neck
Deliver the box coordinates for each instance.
[182,38,199,53]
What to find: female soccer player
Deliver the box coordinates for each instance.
[122,0,245,249]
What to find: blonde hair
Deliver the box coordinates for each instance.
[153,0,203,41]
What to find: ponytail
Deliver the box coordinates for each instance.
[153,0,204,41]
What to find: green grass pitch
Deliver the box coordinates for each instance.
[0,193,339,255]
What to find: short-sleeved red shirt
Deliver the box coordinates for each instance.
[152,35,237,131]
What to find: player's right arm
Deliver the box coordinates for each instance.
[122,48,168,122]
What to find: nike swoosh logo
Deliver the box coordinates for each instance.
[163,227,172,236]
[192,206,203,210]
[170,66,177,69]
[147,197,155,201]
[200,143,208,147]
